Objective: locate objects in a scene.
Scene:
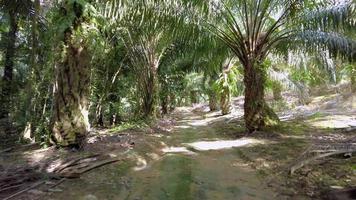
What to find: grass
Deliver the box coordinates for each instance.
[108,120,150,134]
[269,99,289,112]
[308,112,326,120]
[261,120,311,136]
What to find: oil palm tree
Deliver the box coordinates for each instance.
[102,0,204,118]
[208,0,355,133]
[50,0,96,147]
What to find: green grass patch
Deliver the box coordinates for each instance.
[308,112,325,120]
[352,165,356,171]
[269,100,289,112]
[156,155,195,200]
[265,121,311,136]
[108,120,150,133]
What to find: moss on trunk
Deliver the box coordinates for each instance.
[95,103,104,127]
[220,87,231,115]
[351,67,356,93]
[244,62,279,133]
[208,92,218,111]
[190,90,199,104]
[143,65,159,118]
[51,2,91,147]
[161,94,169,115]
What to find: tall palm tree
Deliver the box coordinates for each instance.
[102,0,204,118]
[208,0,355,133]
[208,0,290,132]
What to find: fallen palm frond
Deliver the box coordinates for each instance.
[0,154,123,199]
[290,142,356,174]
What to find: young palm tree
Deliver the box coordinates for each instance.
[201,38,233,112]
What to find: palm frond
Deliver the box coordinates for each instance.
[298,30,356,61]
[302,0,355,35]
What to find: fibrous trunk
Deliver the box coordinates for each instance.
[161,94,169,115]
[220,87,231,115]
[0,13,18,135]
[351,67,356,93]
[169,93,176,112]
[51,2,90,147]
[143,65,158,118]
[244,62,279,133]
[208,89,218,111]
[95,103,104,127]
[190,90,198,104]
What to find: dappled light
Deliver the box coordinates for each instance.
[186,138,267,151]
[162,146,196,155]
[173,125,191,129]
[308,115,356,129]
[23,147,56,165]
[132,156,148,171]
[0,0,355,199]
[184,118,217,127]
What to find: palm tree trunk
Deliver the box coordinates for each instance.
[161,95,168,115]
[0,13,18,134]
[190,90,198,104]
[95,103,104,127]
[208,79,218,111]
[169,93,176,112]
[244,62,279,133]
[51,3,91,147]
[209,92,218,111]
[351,66,356,93]
[220,87,231,115]
[143,65,159,118]
[160,83,169,115]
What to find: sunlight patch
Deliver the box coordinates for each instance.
[24,148,53,164]
[186,138,266,151]
[174,125,191,129]
[133,156,148,171]
[308,115,356,129]
[162,147,196,155]
[187,117,217,126]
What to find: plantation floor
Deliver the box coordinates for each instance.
[1,91,356,200]
[43,108,281,200]
[48,93,356,200]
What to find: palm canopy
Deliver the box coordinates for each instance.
[296,0,356,61]
[207,0,297,65]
